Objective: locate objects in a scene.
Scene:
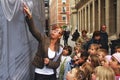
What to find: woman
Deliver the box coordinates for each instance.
[23,4,64,80]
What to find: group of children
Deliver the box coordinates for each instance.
[57,43,120,80]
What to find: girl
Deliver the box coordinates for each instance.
[58,45,72,80]
[102,55,111,67]
[110,53,120,80]
[87,55,100,68]
[97,49,108,65]
[88,44,100,55]
[66,67,85,80]
[23,4,64,80]
[80,62,93,80]
[91,66,115,80]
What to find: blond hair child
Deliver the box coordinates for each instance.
[91,66,115,80]
[87,55,100,68]
[97,49,108,65]
[66,67,85,80]
[88,43,100,55]
[80,62,93,80]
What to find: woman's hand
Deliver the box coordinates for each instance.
[23,3,32,19]
[44,58,50,65]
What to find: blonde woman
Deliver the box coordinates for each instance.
[91,66,115,80]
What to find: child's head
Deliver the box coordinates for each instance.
[97,49,108,62]
[88,44,100,55]
[75,51,89,66]
[74,46,81,54]
[110,53,120,74]
[66,67,85,80]
[87,55,100,68]
[92,31,101,40]
[81,30,87,37]
[91,66,115,80]
[62,45,72,56]
[80,62,93,80]
[115,45,120,53]
[101,55,111,67]
[80,51,89,62]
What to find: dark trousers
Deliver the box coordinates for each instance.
[34,73,56,80]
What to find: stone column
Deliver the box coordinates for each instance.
[88,4,90,33]
[105,0,109,33]
[92,0,95,32]
[80,10,82,31]
[85,8,86,30]
[117,0,120,36]
[79,11,80,31]
[82,9,83,30]
[98,0,101,29]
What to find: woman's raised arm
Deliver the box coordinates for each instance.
[23,3,43,42]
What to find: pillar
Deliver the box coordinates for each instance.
[117,0,120,36]
[85,7,87,30]
[92,0,95,32]
[105,0,109,33]
[88,4,90,33]
[98,0,101,29]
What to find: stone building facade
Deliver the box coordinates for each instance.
[75,0,120,38]
[70,0,77,33]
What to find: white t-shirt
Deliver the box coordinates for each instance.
[35,47,63,75]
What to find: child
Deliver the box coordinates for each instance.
[76,30,90,49]
[115,45,120,53]
[66,67,85,80]
[70,51,89,69]
[64,51,89,80]
[87,55,100,68]
[84,31,104,51]
[88,43,100,55]
[97,49,108,65]
[79,62,93,80]
[102,55,111,67]
[110,53,120,80]
[71,46,82,58]
[57,45,72,80]
[91,66,115,80]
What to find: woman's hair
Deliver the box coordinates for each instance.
[52,25,64,35]
[94,66,115,80]
[52,25,64,52]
